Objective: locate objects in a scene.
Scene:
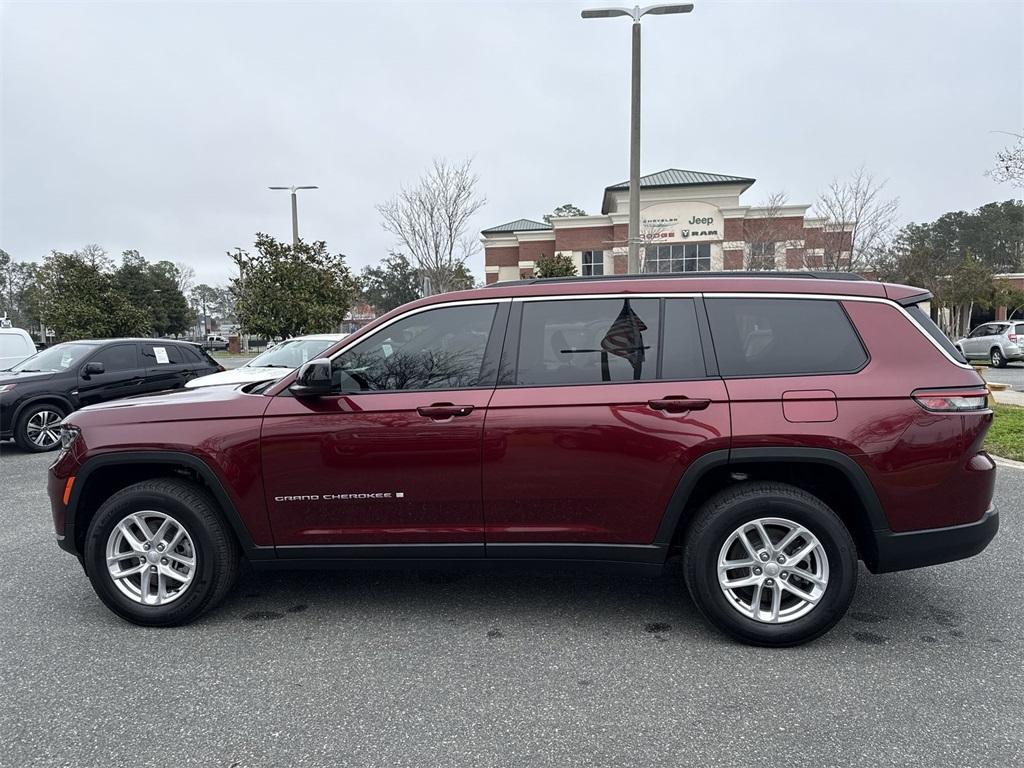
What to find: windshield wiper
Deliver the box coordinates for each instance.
[258,364,294,368]
[17,368,45,372]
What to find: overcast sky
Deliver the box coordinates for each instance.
[1,0,1021,286]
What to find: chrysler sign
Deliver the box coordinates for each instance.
[640,202,724,242]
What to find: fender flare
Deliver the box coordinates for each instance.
[653,447,890,547]
[64,450,273,560]
[12,394,76,428]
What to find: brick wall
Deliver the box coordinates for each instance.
[484,246,519,268]
[723,249,744,270]
[518,239,556,265]
[553,226,616,252]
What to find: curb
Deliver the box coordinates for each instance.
[992,454,1024,470]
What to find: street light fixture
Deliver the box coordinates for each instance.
[582,3,694,273]
[268,185,319,248]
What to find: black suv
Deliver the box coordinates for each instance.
[0,338,221,451]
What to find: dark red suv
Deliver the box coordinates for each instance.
[47,273,998,645]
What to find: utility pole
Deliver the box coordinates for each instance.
[582,4,694,273]
[269,185,319,248]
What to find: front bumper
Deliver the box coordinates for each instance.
[869,505,999,573]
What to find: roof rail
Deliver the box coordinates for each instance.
[487,271,869,287]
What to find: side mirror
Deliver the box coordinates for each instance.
[290,359,333,397]
[82,361,104,378]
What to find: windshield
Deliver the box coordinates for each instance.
[246,338,340,369]
[7,343,95,373]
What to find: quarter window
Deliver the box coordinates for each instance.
[644,243,711,273]
[331,304,497,392]
[707,298,867,377]
[581,250,604,277]
[516,298,660,386]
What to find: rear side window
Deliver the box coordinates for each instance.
[141,343,184,365]
[1015,324,1024,337]
[906,305,966,363]
[662,299,707,380]
[516,298,660,385]
[707,298,867,377]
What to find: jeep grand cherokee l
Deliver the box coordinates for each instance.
[47,273,998,646]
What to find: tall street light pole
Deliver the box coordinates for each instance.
[269,185,319,248]
[582,4,694,274]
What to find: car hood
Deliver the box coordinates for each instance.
[68,382,271,427]
[185,366,290,388]
[0,369,57,385]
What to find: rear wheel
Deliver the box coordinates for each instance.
[14,403,66,452]
[683,482,857,646]
[84,478,239,626]
[991,348,1007,368]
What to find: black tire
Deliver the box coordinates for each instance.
[991,348,1007,368]
[83,478,240,626]
[683,482,858,647]
[14,402,67,452]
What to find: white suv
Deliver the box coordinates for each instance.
[955,321,1024,367]
[0,326,36,370]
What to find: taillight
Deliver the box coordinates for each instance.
[912,388,989,412]
[1009,333,1017,343]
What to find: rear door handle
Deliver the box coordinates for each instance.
[417,403,475,420]
[648,396,711,413]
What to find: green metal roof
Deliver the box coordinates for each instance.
[605,169,756,190]
[480,218,553,235]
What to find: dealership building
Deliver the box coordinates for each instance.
[481,169,847,283]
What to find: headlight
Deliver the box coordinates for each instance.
[59,425,81,452]
[0,383,16,394]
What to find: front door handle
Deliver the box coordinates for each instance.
[648,396,711,413]
[417,403,475,420]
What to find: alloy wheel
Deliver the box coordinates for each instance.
[25,409,63,449]
[717,517,830,624]
[105,511,196,606]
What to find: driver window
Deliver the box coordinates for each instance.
[331,304,497,392]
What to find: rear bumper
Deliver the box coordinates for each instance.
[869,505,999,573]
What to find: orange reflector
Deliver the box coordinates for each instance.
[63,476,75,505]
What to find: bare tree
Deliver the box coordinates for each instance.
[174,261,195,295]
[988,131,1024,188]
[744,190,792,270]
[377,158,486,295]
[814,167,899,271]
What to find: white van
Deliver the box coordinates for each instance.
[0,327,36,370]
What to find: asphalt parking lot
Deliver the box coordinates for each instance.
[982,361,1024,391]
[1,448,1022,768]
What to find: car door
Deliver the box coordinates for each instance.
[139,342,194,393]
[481,295,730,557]
[260,299,508,553]
[963,324,991,358]
[76,343,145,406]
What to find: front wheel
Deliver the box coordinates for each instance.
[683,482,858,646]
[83,478,239,626]
[14,402,67,452]
[991,348,1007,368]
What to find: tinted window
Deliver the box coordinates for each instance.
[516,298,660,385]
[1016,324,1024,336]
[91,344,139,373]
[662,299,706,380]
[707,298,867,377]
[141,343,184,366]
[907,305,966,363]
[332,304,496,392]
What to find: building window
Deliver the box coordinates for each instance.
[582,250,604,276]
[748,241,777,270]
[643,243,711,273]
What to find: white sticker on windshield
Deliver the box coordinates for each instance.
[153,346,169,364]
[382,343,393,358]
[60,353,73,369]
